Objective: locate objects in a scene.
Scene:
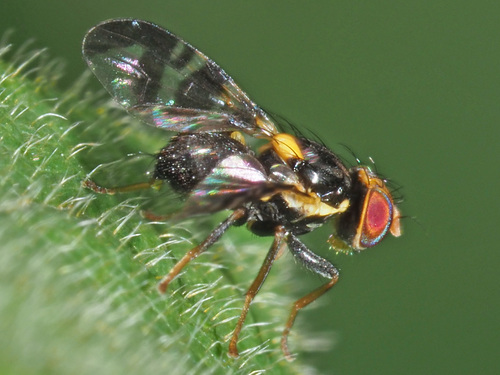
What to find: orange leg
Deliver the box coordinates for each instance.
[158,208,246,294]
[83,178,161,194]
[228,226,288,358]
[84,178,171,221]
[281,275,338,361]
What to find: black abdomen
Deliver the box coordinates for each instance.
[154,133,249,193]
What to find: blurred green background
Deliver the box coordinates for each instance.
[1,1,498,374]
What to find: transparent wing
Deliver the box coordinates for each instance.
[130,105,269,136]
[180,155,290,216]
[82,19,278,137]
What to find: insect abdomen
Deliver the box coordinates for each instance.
[154,133,249,193]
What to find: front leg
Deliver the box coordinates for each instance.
[282,233,340,361]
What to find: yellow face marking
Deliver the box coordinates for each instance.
[281,191,349,218]
[272,133,304,162]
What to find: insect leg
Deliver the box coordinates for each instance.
[83,178,163,195]
[157,208,247,294]
[228,226,288,358]
[282,233,340,361]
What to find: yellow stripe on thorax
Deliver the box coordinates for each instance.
[281,190,350,218]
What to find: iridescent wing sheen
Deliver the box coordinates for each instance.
[82,19,279,137]
[180,155,290,216]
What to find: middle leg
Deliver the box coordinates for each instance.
[228,225,288,358]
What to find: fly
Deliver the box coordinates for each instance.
[82,19,402,360]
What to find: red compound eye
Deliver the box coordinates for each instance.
[330,167,401,252]
[360,189,392,248]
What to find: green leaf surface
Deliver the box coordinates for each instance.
[0,41,313,374]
